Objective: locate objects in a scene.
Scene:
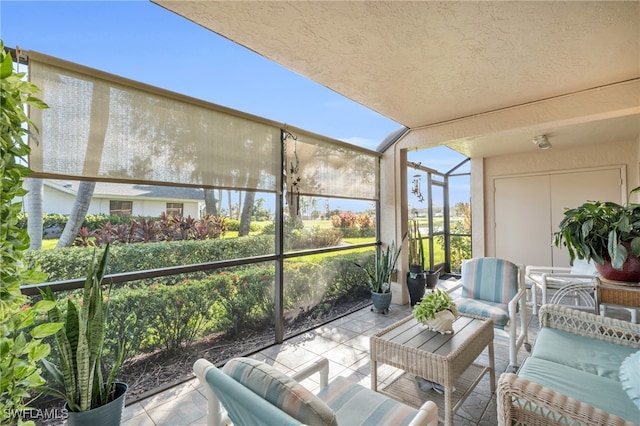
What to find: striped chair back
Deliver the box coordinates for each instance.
[461,257,519,304]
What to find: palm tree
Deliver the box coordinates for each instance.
[26,177,43,249]
[57,81,109,247]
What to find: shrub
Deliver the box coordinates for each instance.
[26,238,373,367]
[25,237,275,281]
[330,212,376,238]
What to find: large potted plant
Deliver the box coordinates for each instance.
[553,187,640,282]
[356,234,405,314]
[41,244,128,425]
[407,220,427,305]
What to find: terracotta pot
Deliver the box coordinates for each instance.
[594,244,640,282]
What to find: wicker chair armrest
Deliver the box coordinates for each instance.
[538,304,640,348]
[497,373,635,426]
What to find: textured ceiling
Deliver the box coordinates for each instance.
[154,1,640,156]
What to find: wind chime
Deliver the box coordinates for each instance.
[412,173,424,203]
[284,130,302,215]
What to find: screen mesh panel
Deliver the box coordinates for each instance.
[28,52,280,192]
[285,132,379,201]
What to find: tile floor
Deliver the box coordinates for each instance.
[120,295,542,426]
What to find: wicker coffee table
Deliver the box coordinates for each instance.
[370,314,495,426]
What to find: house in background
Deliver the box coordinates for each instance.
[24,180,204,219]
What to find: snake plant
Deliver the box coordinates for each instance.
[355,233,406,293]
[40,244,125,412]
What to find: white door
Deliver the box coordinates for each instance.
[495,167,624,267]
[495,175,551,266]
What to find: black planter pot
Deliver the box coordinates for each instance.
[407,265,426,306]
[425,270,440,289]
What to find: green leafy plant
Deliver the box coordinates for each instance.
[413,289,458,322]
[408,219,425,269]
[355,234,406,293]
[553,187,640,270]
[40,244,126,412]
[0,41,61,426]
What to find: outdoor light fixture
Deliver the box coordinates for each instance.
[532,134,552,150]
[411,174,424,202]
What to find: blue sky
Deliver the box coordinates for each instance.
[1,1,469,208]
[1,0,401,150]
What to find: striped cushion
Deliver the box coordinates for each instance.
[317,376,419,425]
[461,257,518,304]
[455,298,509,328]
[222,358,337,426]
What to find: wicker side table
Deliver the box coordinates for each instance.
[370,314,495,426]
[595,277,640,322]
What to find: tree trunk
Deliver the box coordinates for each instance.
[26,178,44,250]
[203,188,218,216]
[56,181,96,248]
[56,81,109,248]
[227,190,232,218]
[238,191,255,236]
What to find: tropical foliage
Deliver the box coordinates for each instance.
[413,289,458,322]
[0,41,62,426]
[553,187,640,270]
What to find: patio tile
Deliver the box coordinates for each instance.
[145,388,207,426]
[131,303,548,426]
[121,412,156,426]
[269,344,319,370]
[327,317,375,334]
[313,323,360,343]
[122,401,146,422]
[341,332,370,352]
[287,334,341,354]
[321,342,368,368]
[139,380,197,411]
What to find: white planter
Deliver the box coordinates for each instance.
[422,310,456,334]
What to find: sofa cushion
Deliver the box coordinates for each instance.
[531,327,637,380]
[620,351,640,409]
[518,357,640,423]
[316,376,419,426]
[222,357,337,426]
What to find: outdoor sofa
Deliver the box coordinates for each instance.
[497,304,640,425]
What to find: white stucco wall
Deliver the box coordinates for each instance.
[26,185,201,218]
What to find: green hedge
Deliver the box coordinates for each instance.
[29,239,374,365]
[25,236,275,281]
[17,212,134,232]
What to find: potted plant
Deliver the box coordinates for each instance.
[553,187,640,282]
[413,289,458,334]
[356,234,405,313]
[407,220,427,305]
[41,244,128,425]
